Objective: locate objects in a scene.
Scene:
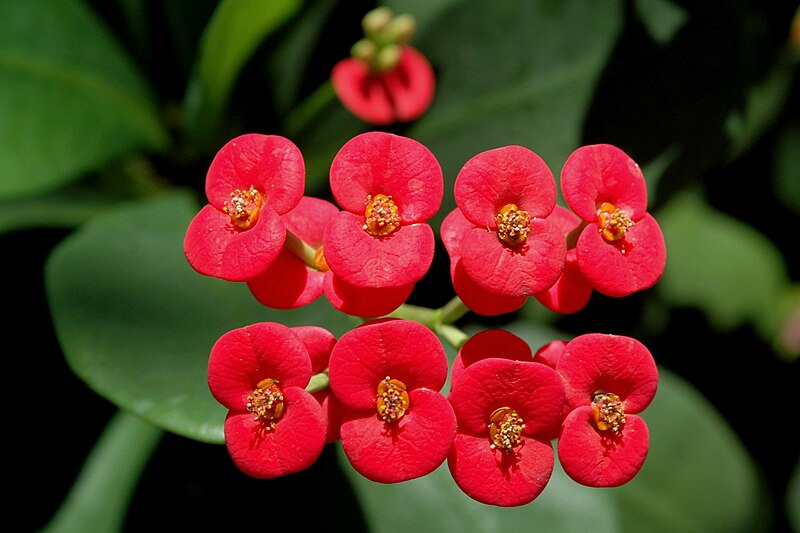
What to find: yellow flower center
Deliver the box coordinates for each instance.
[376,376,409,423]
[363,194,401,237]
[591,391,626,433]
[488,406,526,453]
[597,202,634,242]
[246,378,285,430]
[224,186,263,230]
[495,204,531,246]
[313,246,330,272]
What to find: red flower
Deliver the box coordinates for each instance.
[449,329,534,391]
[322,271,414,318]
[556,333,658,487]
[247,197,338,309]
[184,134,305,282]
[441,208,526,316]
[323,131,442,289]
[447,355,565,507]
[291,325,343,444]
[207,322,327,479]
[332,45,435,125]
[560,144,666,297]
[453,145,566,299]
[328,318,456,483]
[533,205,594,314]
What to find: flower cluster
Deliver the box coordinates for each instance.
[185,26,666,504]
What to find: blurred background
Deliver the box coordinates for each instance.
[2,0,799,531]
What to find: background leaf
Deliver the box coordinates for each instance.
[656,189,789,340]
[182,0,301,149]
[45,191,354,444]
[0,0,169,200]
[341,366,764,532]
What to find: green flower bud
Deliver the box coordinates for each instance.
[374,43,401,72]
[362,7,393,38]
[351,38,377,63]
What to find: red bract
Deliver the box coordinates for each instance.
[247,197,338,309]
[441,208,526,316]
[447,357,565,506]
[332,45,435,125]
[292,325,343,444]
[207,322,326,479]
[184,134,305,282]
[560,144,667,297]
[453,146,566,299]
[323,271,414,318]
[323,131,443,289]
[328,318,456,483]
[534,205,594,314]
[449,329,533,391]
[556,333,658,487]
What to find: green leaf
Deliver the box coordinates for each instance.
[0,0,169,200]
[407,0,623,228]
[656,189,789,339]
[183,0,301,149]
[633,0,688,45]
[774,125,800,215]
[613,369,766,533]
[42,411,162,533]
[45,191,354,444]
[340,366,763,532]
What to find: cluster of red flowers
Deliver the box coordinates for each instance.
[183,10,666,505]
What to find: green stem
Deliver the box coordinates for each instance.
[438,324,470,350]
[438,295,470,325]
[306,371,330,394]
[386,303,438,327]
[282,79,338,137]
[42,411,163,533]
[284,229,323,270]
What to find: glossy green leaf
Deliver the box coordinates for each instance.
[183,0,301,148]
[0,0,169,200]
[407,0,623,226]
[656,190,789,338]
[45,191,354,444]
[340,365,763,532]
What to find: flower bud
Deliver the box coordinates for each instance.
[374,43,401,72]
[362,7,393,38]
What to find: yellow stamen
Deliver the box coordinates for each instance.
[591,391,626,433]
[488,406,525,453]
[597,202,634,242]
[376,376,409,423]
[495,204,531,246]
[246,378,285,431]
[363,194,401,237]
[223,186,263,230]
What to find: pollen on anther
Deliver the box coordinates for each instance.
[376,376,410,423]
[495,204,531,246]
[591,391,626,433]
[246,378,285,431]
[488,406,525,453]
[597,202,634,242]
[223,185,263,230]
[363,194,401,237]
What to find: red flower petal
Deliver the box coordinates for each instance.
[441,208,526,316]
[329,319,448,410]
[207,322,312,411]
[558,406,649,487]
[323,271,414,318]
[329,131,443,222]
[313,389,344,444]
[224,387,326,479]
[184,203,286,282]
[560,144,648,223]
[532,340,566,370]
[291,325,336,374]
[576,213,667,297]
[448,358,564,436]
[450,329,532,390]
[331,47,435,126]
[448,432,554,506]
[454,145,556,227]
[205,134,304,216]
[534,248,594,313]
[331,58,394,125]
[246,248,324,308]
[381,46,436,122]
[340,388,456,483]
[459,219,565,297]
[323,211,434,288]
[557,333,658,413]
[282,196,340,247]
